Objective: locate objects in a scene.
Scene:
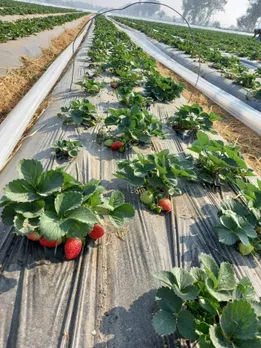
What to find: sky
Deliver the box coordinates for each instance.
[89,0,250,26]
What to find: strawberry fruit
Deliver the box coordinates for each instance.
[89,224,105,240]
[111,82,117,89]
[64,238,83,260]
[104,139,114,147]
[158,198,172,212]
[140,191,154,205]
[26,231,40,241]
[39,237,62,248]
[111,141,124,151]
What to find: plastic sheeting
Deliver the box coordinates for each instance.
[0,17,92,172]
[113,20,261,136]
[1,20,261,348]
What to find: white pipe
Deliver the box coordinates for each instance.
[0,18,92,171]
[115,21,261,136]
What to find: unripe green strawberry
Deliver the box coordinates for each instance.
[239,242,254,256]
[140,191,154,205]
[104,139,113,147]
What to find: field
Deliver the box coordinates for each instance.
[0,0,77,15]
[0,12,88,42]
[115,17,261,95]
[0,12,261,348]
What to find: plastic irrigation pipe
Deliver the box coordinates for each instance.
[114,20,261,136]
[0,18,92,172]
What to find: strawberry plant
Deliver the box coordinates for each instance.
[168,104,221,135]
[0,159,135,259]
[145,73,183,103]
[100,106,165,150]
[116,87,153,108]
[152,253,261,346]
[235,72,260,89]
[189,131,253,185]
[57,99,97,127]
[76,77,105,95]
[214,179,261,255]
[114,150,196,213]
[52,139,83,159]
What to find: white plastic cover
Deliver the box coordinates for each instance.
[0,19,92,171]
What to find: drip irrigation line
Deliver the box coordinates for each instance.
[69,1,202,101]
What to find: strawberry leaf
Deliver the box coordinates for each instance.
[177,310,197,340]
[64,206,98,225]
[156,287,183,313]
[39,211,66,240]
[152,310,177,336]
[17,159,43,187]
[55,192,83,218]
[109,203,135,228]
[109,190,125,208]
[4,179,39,202]
[37,170,64,196]
[14,200,45,218]
[221,300,258,340]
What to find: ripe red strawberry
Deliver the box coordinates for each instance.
[111,141,124,151]
[111,82,117,89]
[158,198,172,212]
[39,237,62,248]
[64,238,83,260]
[26,231,40,241]
[89,224,105,240]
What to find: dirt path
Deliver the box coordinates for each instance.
[0,12,77,22]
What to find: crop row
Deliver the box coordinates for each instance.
[0,12,88,43]
[1,15,261,346]
[0,0,77,16]
[114,17,261,94]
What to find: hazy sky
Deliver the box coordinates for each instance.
[89,0,250,26]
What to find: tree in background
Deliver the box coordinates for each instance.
[122,0,160,17]
[182,0,227,25]
[157,10,166,19]
[237,0,261,32]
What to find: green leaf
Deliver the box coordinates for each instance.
[233,277,256,302]
[199,298,218,315]
[4,179,39,202]
[109,203,135,228]
[196,131,209,146]
[39,211,65,240]
[1,205,17,225]
[234,338,261,347]
[152,310,177,336]
[209,325,233,348]
[190,267,207,282]
[205,278,232,302]
[214,226,238,245]
[37,170,64,196]
[60,220,92,238]
[55,192,83,217]
[109,190,125,208]
[198,334,215,348]
[153,271,176,287]
[14,215,38,234]
[82,184,98,202]
[156,287,183,313]
[14,200,45,218]
[17,159,43,186]
[177,310,197,340]
[216,262,237,292]
[221,300,258,340]
[200,253,219,286]
[65,206,98,225]
[172,268,195,289]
